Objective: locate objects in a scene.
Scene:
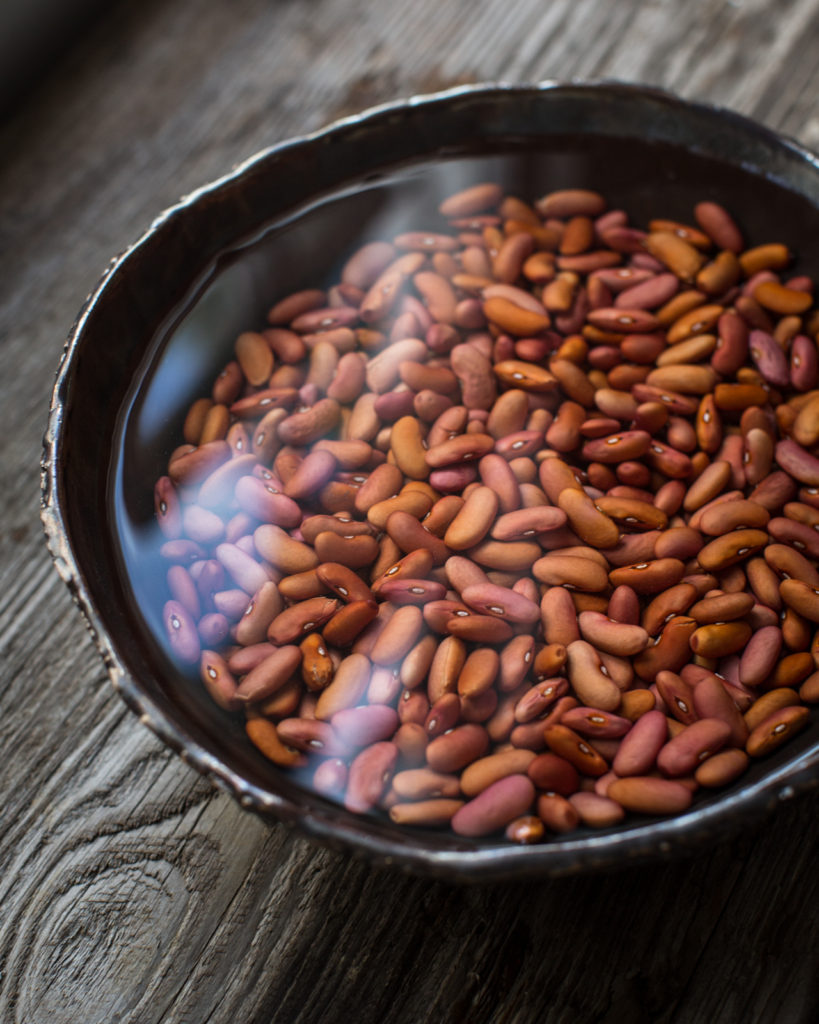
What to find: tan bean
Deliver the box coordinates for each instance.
[314,653,372,720]
[641,583,698,636]
[461,750,538,797]
[468,539,542,572]
[369,605,424,665]
[538,188,606,218]
[312,532,378,571]
[607,776,693,815]
[440,183,503,218]
[690,621,752,659]
[234,581,283,647]
[800,671,819,703]
[565,640,622,712]
[536,793,581,833]
[391,768,460,801]
[389,415,430,480]
[245,717,305,768]
[389,799,464,826]
[569,791,626,828]
[558,488,620,548]
[533,554,609,592]
[493,357,558,391]
[444,486,498,550]
[254,525,319,575]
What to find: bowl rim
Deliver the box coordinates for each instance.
[41,78,819,881]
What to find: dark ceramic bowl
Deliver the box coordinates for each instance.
[43,81,819,881]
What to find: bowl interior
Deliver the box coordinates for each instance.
[49,83,819,878]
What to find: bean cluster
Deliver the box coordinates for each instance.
[154,182,819,842]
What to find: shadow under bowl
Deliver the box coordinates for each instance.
[42,81,819,881]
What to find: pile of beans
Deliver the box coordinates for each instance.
[154,181,819,843]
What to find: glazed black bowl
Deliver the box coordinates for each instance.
[42,81,819,881]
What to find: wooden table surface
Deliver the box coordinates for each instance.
[3,1,819,1021]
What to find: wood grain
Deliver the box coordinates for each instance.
[2,0,819,1021]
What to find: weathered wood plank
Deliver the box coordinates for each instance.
[2,0,819,1022]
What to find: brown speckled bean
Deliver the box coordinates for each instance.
[746,705,810,757]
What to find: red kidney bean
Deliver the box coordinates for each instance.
[460,583,540,624]
[738,625,783,687]
[452,775,535,837]
[748,329,790,386]
[236,646,302,703]
[790,335,818,390]
[313,758,349,798]
[526,752,579,795]
[692,675,749,747]
[657,718,732,776]
[611,709,668,776]
[345,741,398,813]
[200,650,240,711]
[163,600,201,664]
[332,705,400,749]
